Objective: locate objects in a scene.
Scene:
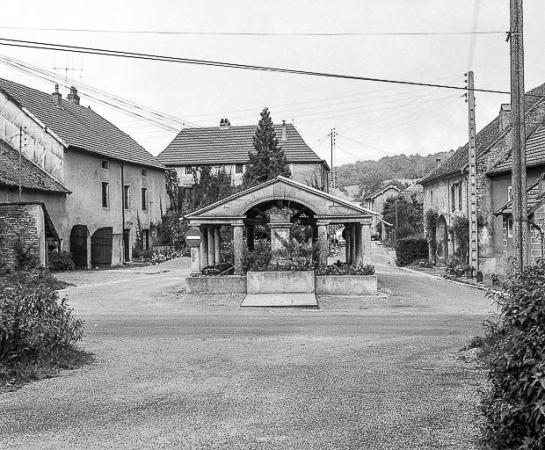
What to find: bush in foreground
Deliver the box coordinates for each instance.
[0,272,89,387]
[481,260,545,450]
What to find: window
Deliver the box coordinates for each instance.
[451,184,456,212]
[123,185,130,209]
[507,217,513,238]
[101,160,109,170]
[101,182,109,208]
[458,183,463,211]
[508,186,512,201]
[141,169,148,177]
[185,166,192,174]
[235,164,243,174]
[141,188,148,210]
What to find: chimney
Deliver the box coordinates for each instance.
[499,103,511,133]
[282,120,287,142]
[435,158,442,167]
[51,84,62,107]
[67,86,80,105]
[219,118,231,129]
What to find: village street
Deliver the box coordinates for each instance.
[0,244,497,450]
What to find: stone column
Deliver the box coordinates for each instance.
[361,223,372,264]
[200,226,209,268]
[317,222,329,268]
[345,226,351,264]
[233,224,245,275]
[355,223,363,263]
[350,225,357,264]
[207,227,215,266]
[190,246,201,275]
[214,227,221,264]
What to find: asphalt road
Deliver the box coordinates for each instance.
[0,245,496,449]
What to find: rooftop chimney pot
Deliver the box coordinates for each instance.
[435,158,442,167]
[67,86,80,105]
[499,103,511,133]
[51,84,62,107]
[219,118,230,129]
[282,120,287,142]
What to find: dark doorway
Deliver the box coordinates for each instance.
[70,225,88,269]
[91,227,113,267]
[123,229,130,262]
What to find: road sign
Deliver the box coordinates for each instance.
[184,227,202,247]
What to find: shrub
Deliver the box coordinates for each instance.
[48,251,75,272]
[481,260,545,449]
[395,237,428,267]
[13,238,37,270]
[0,273,85,381]
[315,262,375,276]
[243,239,271,272]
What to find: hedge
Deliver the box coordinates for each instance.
[395,237,428,267]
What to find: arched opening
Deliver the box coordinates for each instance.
[436,215,449,266]
[70,225,89,269]
[91,227,113,267]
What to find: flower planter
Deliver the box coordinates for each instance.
[315,275,377,296]
[246,270,315,294]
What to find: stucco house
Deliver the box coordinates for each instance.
[157,119,330,203]
[0,78,166,268]
[420,82,545,274]
[362,185,401,238]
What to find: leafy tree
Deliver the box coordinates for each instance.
[190,166,237,210]
[165,169,180,212]
[243,108,291,187]
[381,193,424,240]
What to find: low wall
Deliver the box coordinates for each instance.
[247,271,315,294]
[187,275,247,294]
[316,275,377,296]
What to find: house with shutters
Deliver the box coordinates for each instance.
[157,119,329,203]
[420,81,545,274]
[0,78,166,268]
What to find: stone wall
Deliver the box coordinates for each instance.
[0,203,45,269]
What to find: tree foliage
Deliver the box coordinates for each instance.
[381,193,424,239]
[243,108,291,187]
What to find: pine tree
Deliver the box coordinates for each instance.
[244,108,291,187]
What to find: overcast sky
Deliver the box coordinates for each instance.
[1,0,544,166]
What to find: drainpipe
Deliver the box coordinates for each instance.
[121,163,125,264]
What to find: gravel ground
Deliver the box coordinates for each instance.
[0,248,495,449]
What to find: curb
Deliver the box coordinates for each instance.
[396,266,493,292]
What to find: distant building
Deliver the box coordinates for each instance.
[0,78,166,268]
[362,185,401,238]
[157,119,329,203]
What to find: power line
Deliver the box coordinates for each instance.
[0,37,512,95]
[0,26,507,37]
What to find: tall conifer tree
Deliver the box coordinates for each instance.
[244,108,291,187]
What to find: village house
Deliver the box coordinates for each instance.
[157,119,330,203]
[420,82,545,274]
[362,185,401,238]
[0,78,166,268]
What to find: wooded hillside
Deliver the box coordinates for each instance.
[336,151,454,199]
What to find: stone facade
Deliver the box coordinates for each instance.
[0,203,45,269]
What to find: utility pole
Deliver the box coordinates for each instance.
[18,126,22,201]
[466,71,478,271]
[330,128,336,189]
[509,0,527,270]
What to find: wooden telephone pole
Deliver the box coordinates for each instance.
[466,71,478,271]
[330,128,336,189]
[510,0,527,269]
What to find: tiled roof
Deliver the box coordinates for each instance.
[421,82,545,184]
[488,124,545,175]
[157,123,323,166]
[0,139,69,193]
[495,178,544,216]
[0,78,165,170]
[363,185,401,201]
